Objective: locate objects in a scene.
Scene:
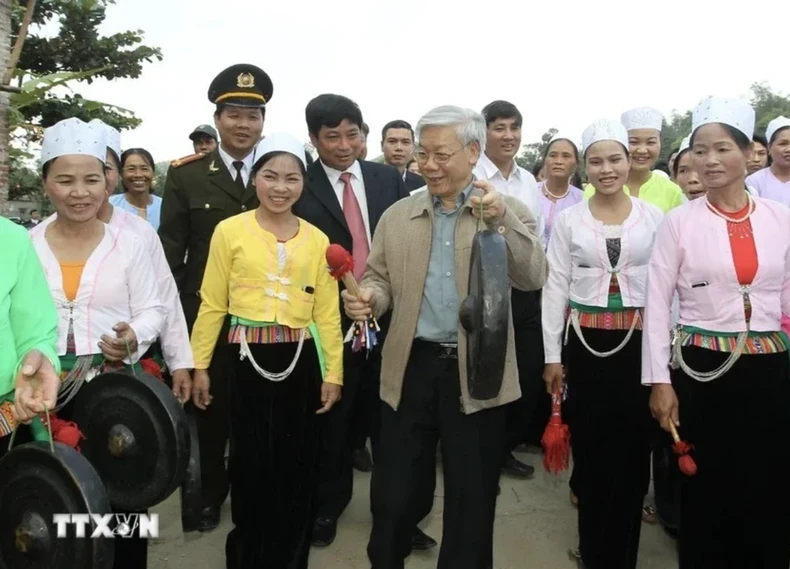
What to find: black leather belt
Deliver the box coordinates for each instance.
[413,339,458,359]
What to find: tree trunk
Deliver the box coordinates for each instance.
[0,0,12,217]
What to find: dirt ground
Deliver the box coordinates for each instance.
[149,447,677,569]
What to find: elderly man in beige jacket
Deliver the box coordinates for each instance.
[342,105,548,569]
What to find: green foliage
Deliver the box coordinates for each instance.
[11,0,162,135]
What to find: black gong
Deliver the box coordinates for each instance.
[0,441,114,569]
[69,371,189,511]
[459,229,510,400]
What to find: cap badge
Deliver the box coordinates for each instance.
[237,73,255,89]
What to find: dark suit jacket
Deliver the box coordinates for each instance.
[404,170,425,192]
[293,159,409,331]
[159,149,258,329]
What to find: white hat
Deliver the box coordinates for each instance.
[89,119,121,160]
[548,132,581,154]
[252,132,306,170]
[621,107,663,132]
[766,116,790,145]
[691,96,755,140]
[678,135,691,153]
[582,119,630,154]
[41,118,108,165]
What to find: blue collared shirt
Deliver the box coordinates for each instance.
[415,180,475,342]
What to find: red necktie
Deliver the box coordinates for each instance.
[339,172,369,280]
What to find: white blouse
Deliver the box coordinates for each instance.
[541,197,664,363]
[31,223,166,364]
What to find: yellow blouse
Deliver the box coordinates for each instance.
[190,212,343,385]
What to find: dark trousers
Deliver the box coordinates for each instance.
[675,347,790,569]
[367,340,506,569]
[566,328,651,569]
[314,345,375,520]
[505,289,546,453]
[225,341,323,569]
[352,349,381,452]
[183,293,230,510]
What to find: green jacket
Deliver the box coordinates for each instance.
[0,218,61,397]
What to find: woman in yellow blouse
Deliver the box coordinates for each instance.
[190,133,343,569]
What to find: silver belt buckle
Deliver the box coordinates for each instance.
[439,343,458,359]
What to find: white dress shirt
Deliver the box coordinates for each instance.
[473,153,545,248]
[541,197,663,363]
[321,159,372,245]
[218,144,254,187]
[30,223,166,364]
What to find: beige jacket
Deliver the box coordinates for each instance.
[361,189,548,414]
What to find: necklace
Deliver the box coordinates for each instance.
[705,194,754,224]
[543,180,570,201]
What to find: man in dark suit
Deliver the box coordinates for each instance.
[293,94,436,552]
[159,63,272,532]
[381,120,425,191]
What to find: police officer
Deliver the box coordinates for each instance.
[159,63,273,532]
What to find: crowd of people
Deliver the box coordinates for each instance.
[2,60,790,569]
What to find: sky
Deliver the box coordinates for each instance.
[57,0,790,163]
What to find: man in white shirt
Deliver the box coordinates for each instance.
[474,100,545,481]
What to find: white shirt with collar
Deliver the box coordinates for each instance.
[217,144,254,187]
[320,159,371,245]
[473,153,545,248]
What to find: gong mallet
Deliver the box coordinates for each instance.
[668,421,698,476]
[325,244,380,353]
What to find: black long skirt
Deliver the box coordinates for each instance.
[674,346,790,569]
[565,327,651,569]
[225,340,323,569]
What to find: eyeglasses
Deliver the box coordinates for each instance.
[413,147,464,165]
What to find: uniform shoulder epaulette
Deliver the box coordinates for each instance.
[170,152,207,168]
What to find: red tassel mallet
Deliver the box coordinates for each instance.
[541,389,570,474]
[668,422,697,476]
[325,244,380,353]
[47,413,85,451]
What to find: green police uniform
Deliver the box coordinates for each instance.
[157,63,273,528]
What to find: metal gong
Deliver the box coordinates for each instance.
[0,441,114,569]
[180,405,202,533]
[459,230,510,400]
[69,371,189,511]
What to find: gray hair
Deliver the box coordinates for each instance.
[415,105,487,150]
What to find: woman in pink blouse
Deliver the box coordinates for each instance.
[644,97,790,568]
[746,115,790,206]
[538,133,583,248]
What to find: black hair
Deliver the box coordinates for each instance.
[769,126,790,146]
[120,148,156,193]
[304,152,314,166]
[251,150,307,179]
[30,209,38,215]
[543,137,580,164]
[214,104,265,120]
[673,148,690,175]
[381,120,414,142]
[361,122,369,137]
[531,161,544,178]
[305,94,364,137]
[689,124,751,152]
[753,133,768,149]
[42,156,107,180]
[571,173,584,188]
[654,161,670,175]
[481,100,523,128]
